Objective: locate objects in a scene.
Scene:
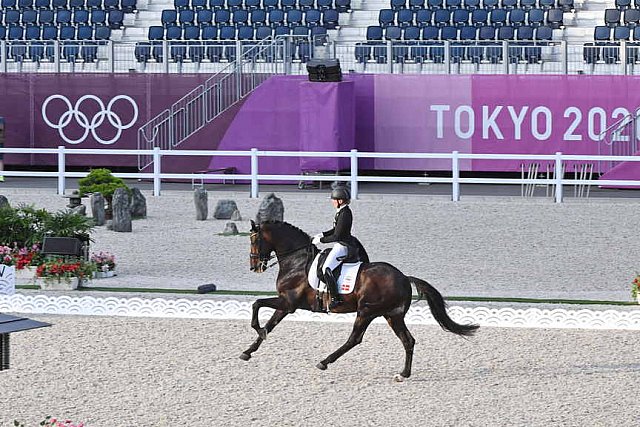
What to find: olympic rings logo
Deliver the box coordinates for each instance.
[41,94,139,145]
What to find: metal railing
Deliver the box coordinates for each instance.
[598,106,640,174]
[136,34,329,170]
[3,146,640,203]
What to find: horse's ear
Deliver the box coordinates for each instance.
[250,220,257,231]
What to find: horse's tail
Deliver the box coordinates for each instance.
[408,276,479,337]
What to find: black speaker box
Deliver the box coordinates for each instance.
[306,58,342,82]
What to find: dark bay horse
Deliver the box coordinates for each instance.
[242,220,479,379]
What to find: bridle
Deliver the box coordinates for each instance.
[250,230,312,272]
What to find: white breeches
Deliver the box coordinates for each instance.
[322,243,348,273]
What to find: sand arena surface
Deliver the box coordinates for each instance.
[1,315,639,426]
[1,187,639,301]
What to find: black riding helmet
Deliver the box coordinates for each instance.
[331,187,350,202]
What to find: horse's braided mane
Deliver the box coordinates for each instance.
[262,220,310,239]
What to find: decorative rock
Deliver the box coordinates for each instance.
[197,283,217,294]
[130,188,147,219]
[231,209,242,221]
[214,200,238,219]
[194,188,208,221]
[91,193,106,226]
[111,188,132,232]
[222,222,239,235]
[0,195,9,209]
[255,193,284,224]
[70,205,87,216]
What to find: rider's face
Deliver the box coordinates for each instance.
[331,199,340,209]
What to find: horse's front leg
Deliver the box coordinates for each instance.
[240,297,289,361]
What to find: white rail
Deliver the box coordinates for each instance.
[2,146,640,203]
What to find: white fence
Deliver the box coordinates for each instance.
[2,146,640,202]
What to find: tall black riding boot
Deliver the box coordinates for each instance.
[324,267,342,310]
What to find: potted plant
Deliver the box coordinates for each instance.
[90,251,116,278]
[632,274,640,304]
[0,245,16,295]
[35,257,96,291]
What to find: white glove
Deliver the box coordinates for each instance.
[311,233,323,245]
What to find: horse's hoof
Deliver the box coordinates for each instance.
[258,328,268,340]
[239,353,251,361]
[393,373,406,382]
[316,362,327,371]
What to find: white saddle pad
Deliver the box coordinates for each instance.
[308,253,362,295]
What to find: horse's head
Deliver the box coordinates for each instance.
[249,220,275,273]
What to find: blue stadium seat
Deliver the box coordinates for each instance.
[35,0,50,8]
[366,25,383,40]
[59,25,79,62]
[452,8,469,26]
[527,8,544,26]
[489,8,507,26]
[520,0,535,7]
[73,9,89,25]
[409,0,424,9]
[4,10,21,25]
[103,0,118,9]
[483,0,498,8]
[196,9,213,26]
[174,0,188,9]
[147,25,164,62]
[464,0,479,9]
[268,9,284,27]
[305,8,321,26]
[50,0,66,7]
[7,24,23,40]
[274,23,290,35]
[322,8,338,28]
[166,25,187,62]
[538,0,554,8]
[534,23,552,40]
[219,25,236,61]
[471,8,487,25]
[86,0,102,8]
[191,0,207,8]
[162,9,178,27]
[415,8,432,26]
[316,0,331,9]
[183,25,203,62]
[227,0,242,11]
[250,9,266,26]
[397,9,413,27]
[232,9,249,26]
[546,8,563,29]
[458,25,476,62]
[2,0,17,8]
[262,0,278,10]
[335,0,350,12]
[77,25,98,62]
[502,0,517,8]
[615,0,630,9]
[215,9,231,26]
[166,24,182,39]
[245,0,260,9]
[286,9,303,26]
[298,0,314,9]
[68,0,83,9]
[202,25,223,61]
[433,9,450,26]
[237,24,254,39]
[179,9,196,26]
[445,0,461,8]
[390,0,405,10]
[508,8,525,26]
[281,0,296,10]
[22,10,38,25]
[255,24,271,39]
[624,8,640,27]
[108,9,124,29]
[19,0,35,8]
[55,9,72,26]
[121,0,137,13]
[427,0,442,8]
[90,9,106,25]
[209,0,224,8]
[557,0,572,12]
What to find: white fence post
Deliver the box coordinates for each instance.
[451,150,460,202]
[554,151,563,203]
[350,149,358,199]
[250,148,259,199]
[153,147,161,197]
[57,145,65,195]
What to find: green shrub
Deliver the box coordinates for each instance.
[78,168,130,199]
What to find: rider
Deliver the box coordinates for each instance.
[311,186,355,310]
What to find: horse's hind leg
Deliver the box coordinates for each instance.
[316,314,374,371]
[384,313,416,379]
[240,309,288,361]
